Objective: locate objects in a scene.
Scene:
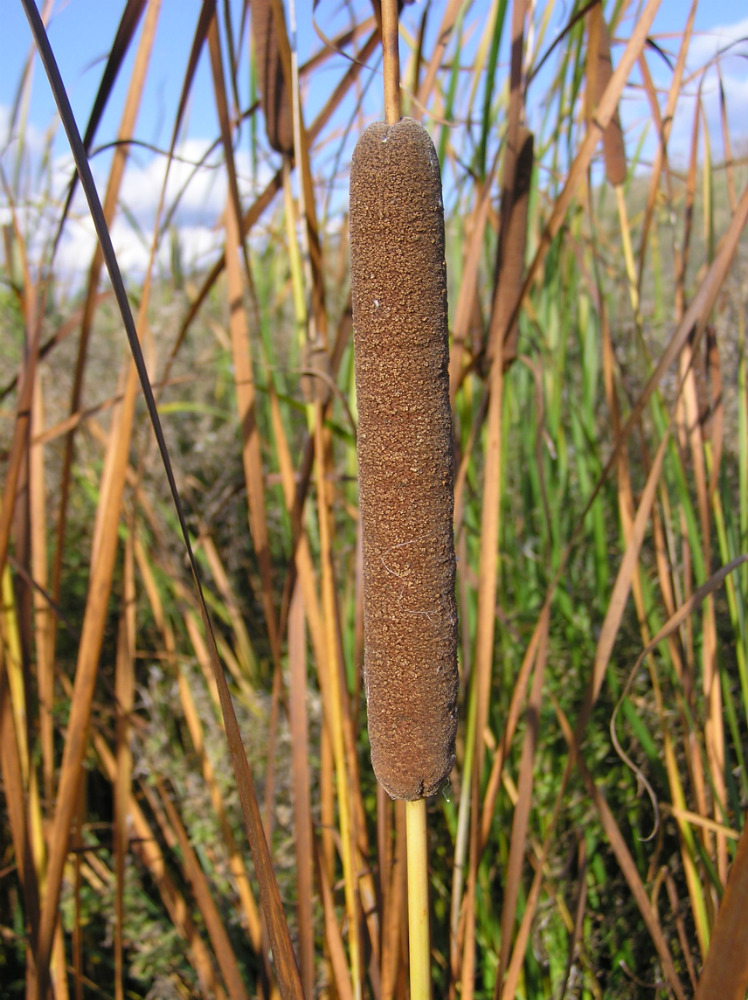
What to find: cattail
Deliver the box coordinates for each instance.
[251,0,294,155]
[586,7,627,187]
[496,125,534,370]
[350,117,459,800]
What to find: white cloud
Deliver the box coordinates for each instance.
[1,102,63,165]
[118,138,227,228]
[113,138,275,231]
[627,16,748,165]
[686,16,748,67]
[0,121,278,286]
[51,212,224,286]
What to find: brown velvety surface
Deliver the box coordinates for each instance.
[350,118,459,800]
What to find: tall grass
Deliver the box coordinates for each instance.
[1,1,748,997]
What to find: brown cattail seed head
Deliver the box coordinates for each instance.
[251,0,294,155]
[586,7,627,187]
[496,126,534,370]
[350,118,459,800]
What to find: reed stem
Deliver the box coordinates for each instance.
[406,797,432,1000]
[381,0,401,123]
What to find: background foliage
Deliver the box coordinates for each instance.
[1,0,748,997]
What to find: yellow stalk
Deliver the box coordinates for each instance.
[314,409,363,999]
[282,115,362,995]
[1,568,45,872]
[406,798,431,1000]
[1,565,52,987]
[664,733,710,958]
[2,566,29,782]
[615,183,641,326]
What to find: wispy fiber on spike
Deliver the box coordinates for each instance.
[350,118,458,800]
[586,6,626,187]
[251,0,294,155]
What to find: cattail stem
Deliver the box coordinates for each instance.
[381,0,401,124]
[406,798,432,1000]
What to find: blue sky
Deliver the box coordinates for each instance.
[2,1,746,280]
